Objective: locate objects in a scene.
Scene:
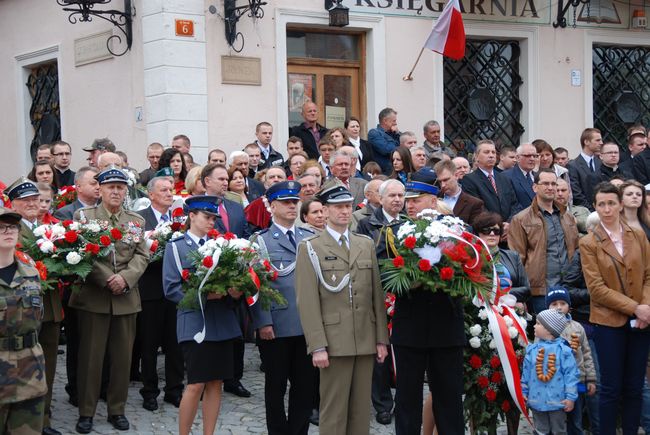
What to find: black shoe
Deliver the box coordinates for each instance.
[42,427,62,435]
[99,391,107,401]
[142,397,158,411]
[163,395,181,408]
[224,381,251,398]
[376,411,392,425]
[107,415,130,431]
[75,417,93,434]
[309,408,319,426]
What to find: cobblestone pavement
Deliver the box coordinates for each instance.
[49,344,534,434]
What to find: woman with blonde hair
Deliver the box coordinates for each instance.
[185,166,206,196]
[620,179,650,240]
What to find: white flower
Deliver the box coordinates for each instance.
[478,309,488,320]
[488,339,497,349]
[416,208,440,220]
[39,240,54,253]
[66,252,82,265]
[159,225,171,236]
[33,225,47,237]
[228,238,251,250]
[469,337,481,348]
[69,221,80,231]
[469,324,482,337]
[396,222,416,240]
[504,316,514,327]
[84,223,101,233]
[51,225,66,237]
[413,244,441,265]
[171,231,184,239]
[508,327,519,339]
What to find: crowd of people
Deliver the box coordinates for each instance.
[2,99,650,435]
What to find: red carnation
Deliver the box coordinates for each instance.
[491,372,503,384]
[207,229,220,239]
[64,230,78,243]
[263,260,272,272]
[57,202,65,209]
[15,242,22,250]
[203,256,214,268]
[271,271,279,281]
[501,400,511,412]
[418,259,432,272]
[172,207,184,218]
[35,261,47,281]
[100,235,111,246]
[182,269,190,281]
[440,267,454,281]
[224,232,236,240]
[171,222,182,231]
[490,355,501,369]
[477,376,489,389]
[62,220,73,228]
[486,389,497,402]
[110,228,123,241]
[85,243,100,255]
[403,236,417,249]
[462,231,474,242]
[469,355,482,369]
[392,256,405,268]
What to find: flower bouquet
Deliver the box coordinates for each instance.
[379,209,494,299]
[21,219,121,291]
[53,185,77,210]
[178,230,286,310]
[144,207,186,262]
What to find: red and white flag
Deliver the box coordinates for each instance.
[423,0,466,60]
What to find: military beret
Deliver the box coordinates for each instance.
[155,167,174,178]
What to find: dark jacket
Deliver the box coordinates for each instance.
[257,144,285,171]
[599,162,634,182]
[567,154,601,211]
[503,167,536,210]
[562,250,590,324]
[497,248,530,303]
[355,206,406,259]
[633,147,650,186]
[452,191,485,227]
[136,206,165,301]
[289,123,328,160]
[357,138,375,169]
[367,125,400,175]
[461,169,522,222]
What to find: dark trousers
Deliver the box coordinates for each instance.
[226,302,249,386]
[258,335,315,435]
[39,320,60,428]
[593,324,650,435]
[371,351,394,414]
[138,298,184,400]
[393,345,464,435]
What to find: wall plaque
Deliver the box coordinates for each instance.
[74,31,113,67]
[221,56,261,86]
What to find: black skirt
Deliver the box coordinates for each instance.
[181,339,234,384]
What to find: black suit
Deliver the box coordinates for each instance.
[135,206,184,401]
[357,138,375,169]
[633,148,650,186]
[503,167,536,210]
[53,199,86,221]
[567,154,601,211]
[289,123,328,160]
[461,169,522,221]
[55,168,75,188]
[247,177,265,201]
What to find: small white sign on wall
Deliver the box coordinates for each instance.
[571,69,582,87]
[74,31,113,67]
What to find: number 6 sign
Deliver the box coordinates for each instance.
[175,19,194,37]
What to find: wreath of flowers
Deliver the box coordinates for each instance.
[144,207,186,262]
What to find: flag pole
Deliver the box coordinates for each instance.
[403,47,426,81]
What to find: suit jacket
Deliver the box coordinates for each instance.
[452,191,484,227]
[216,198,250,238]
[250,223,314,338]
[633,147,650,186]
[247,177,265,201]
[290,123,329,160]
[348,177,368,209]
[53,199,87,221]
[461,169,521,222]
[295,230,389,356]
[162,233,241,343]
[136,206,166,301]
[350,204,375,232]
[139,167,156,187]
[503,167,536,209]
[579,223,650,327]
[367,125,400,174]
[568,155,601,210]
[70,205,148,315]
[357,138,375,169]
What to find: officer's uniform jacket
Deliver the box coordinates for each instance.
[0,254,47,404]
[70,205,148,315]
[163,233,241,343]
[250,223,313,338]
[295,229,389,356]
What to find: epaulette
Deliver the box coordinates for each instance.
[254,228,270,237]
[170,234,185,243]
[302,234,319,242]
[296,226,314,234]
[354,233,373,241]
[123,210,146,222]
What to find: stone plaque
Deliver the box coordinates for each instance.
[74,31,113,66]
[221,56,261,86]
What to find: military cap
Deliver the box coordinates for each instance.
[317,184,354,204]
[0,207,21,223]
[155,167,174,178]
[95,165,129,185]
[6,178,39,201]
[266,181,301,202]
[184,195,220,216]
[405,168,439,198]
[83,138,116,152]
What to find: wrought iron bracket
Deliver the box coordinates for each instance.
[56,0,134,56]
[223,0,267,53]
[552,0,589,28]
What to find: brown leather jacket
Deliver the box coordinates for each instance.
[507,199,579,297]
[579,224,650,327]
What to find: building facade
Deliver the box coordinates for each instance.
[0,0,648,179]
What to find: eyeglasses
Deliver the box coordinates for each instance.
[600,151,619,155]
[536,181,558,187]
[519,154,539,159]
[478,226,503,236]
[0,224,20,234]
[52,152,71,157]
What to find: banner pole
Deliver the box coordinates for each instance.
[403,47,426,81]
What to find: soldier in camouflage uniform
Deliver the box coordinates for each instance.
[0,207,47,434]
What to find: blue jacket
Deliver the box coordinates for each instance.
[503,166,536,210]
[521,337,579,412]
[162,233,241,343]
[249,223,313,338]
[367,124,400,174]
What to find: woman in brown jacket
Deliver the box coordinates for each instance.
[580,182,650,435]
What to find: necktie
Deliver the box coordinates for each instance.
[199,238,205,246]
[589,158,595,172]
[218,202,230,232]
[110,214,118,226]
[527,172,534,186]
[161,214,169,223]
[287,230,296,249]
[339,234,349,252]
[488,173,498,194]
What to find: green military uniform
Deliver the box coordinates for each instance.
[71,204,148,418]
[0,252,47,434]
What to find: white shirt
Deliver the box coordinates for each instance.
[326,225,350,249]
[349,137,363,170]
[443,187,463,211]
[382,209,398,224]
[601,223,624,257]
[581,152,595,170]
[273,221,295,237]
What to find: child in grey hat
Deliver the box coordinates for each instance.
[521,309,580,435]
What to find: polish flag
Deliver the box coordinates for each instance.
[423,0,466,60]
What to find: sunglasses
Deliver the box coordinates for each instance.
[478,226,503,236]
